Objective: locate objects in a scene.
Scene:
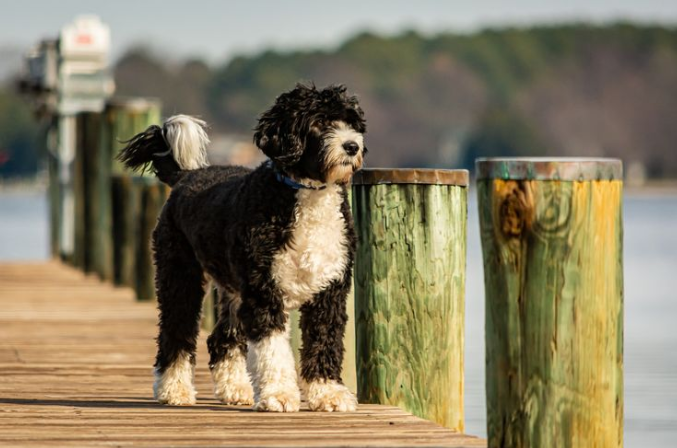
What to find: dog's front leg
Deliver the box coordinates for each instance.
[299,279,357,412]
[242,301,300,412]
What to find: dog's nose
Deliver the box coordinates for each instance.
[343,141,360,156]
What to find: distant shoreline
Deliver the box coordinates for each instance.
[625,180,677,197]
[0,177,47,194]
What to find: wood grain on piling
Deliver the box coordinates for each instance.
[0,262,484,447]
[353,183,467,432]
[478,179,623,448]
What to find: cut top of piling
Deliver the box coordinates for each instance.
[352,168,469,186]
[475,157,623,181]
[106,97,162,112]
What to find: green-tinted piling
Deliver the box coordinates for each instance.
[135,179,164,301]
[476,158,624,448]
[95,98,161,282]
[352,168,468,431]
[73,112,102,272]
[111,175,140,288]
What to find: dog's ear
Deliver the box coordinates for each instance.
[254,88,310,167]
[253,122,281,160]
[254,119,305,167]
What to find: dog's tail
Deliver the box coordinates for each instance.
[117,115,210,186]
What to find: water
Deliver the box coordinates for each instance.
[1,190,675,446]
[0,191,49,260]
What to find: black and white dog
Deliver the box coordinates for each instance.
[118,84,366,412]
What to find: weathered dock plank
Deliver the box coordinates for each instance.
[0,262,485,447]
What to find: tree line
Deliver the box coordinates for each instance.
[3,22,677,178]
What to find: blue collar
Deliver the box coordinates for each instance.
[267,161,326,190]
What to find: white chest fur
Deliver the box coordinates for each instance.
[272,185,349,310]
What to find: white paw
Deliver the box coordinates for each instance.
[154,379,197,406]
[307,380,357,412]
[211,355,254,405]
[254,390,301,412]
[247,330,300,412]
[215,382,254,405]
[153,355,197,406]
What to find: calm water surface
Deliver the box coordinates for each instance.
[1,191,675,446]
[0,191,49,260]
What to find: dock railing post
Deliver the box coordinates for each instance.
[100,98,161,284]
[111,176,167,303]
[111,175,139,288]
[352,168,468,431]
[47,127,60,258]
[74,111,102,273]
[476,158,624,448]
[135,179,166,301]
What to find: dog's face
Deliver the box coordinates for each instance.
[254,84,367,185]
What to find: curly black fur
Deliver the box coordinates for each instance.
[299,196,356,382]
[117,125,183,186]
[255,83,366,181]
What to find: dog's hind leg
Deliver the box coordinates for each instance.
[152,219,205,406]
[299,278,357,412]
[207,288,253,405]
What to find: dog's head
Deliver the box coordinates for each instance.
[254,84,367,185]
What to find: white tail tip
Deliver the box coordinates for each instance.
[163,115,210,170]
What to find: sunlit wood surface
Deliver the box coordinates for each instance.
[0,262,485,447]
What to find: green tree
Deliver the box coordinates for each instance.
[461,106,545,170]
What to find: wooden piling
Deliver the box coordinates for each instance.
[111,175,140,288]
[74,112,101,273]
[94,98,161,282]
[57,115,77,263]
[136,179,164,301]
[47,144,60,258]
[90,112,112,281]
[105,98,162,177]
[112,175,168,302]
[352,168,468,431]
[476,158,623,448]
[201,287,218,331]
[72,118,86,270]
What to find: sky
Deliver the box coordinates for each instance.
[1,0,677,66]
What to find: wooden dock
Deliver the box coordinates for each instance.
[0,262,484,447]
